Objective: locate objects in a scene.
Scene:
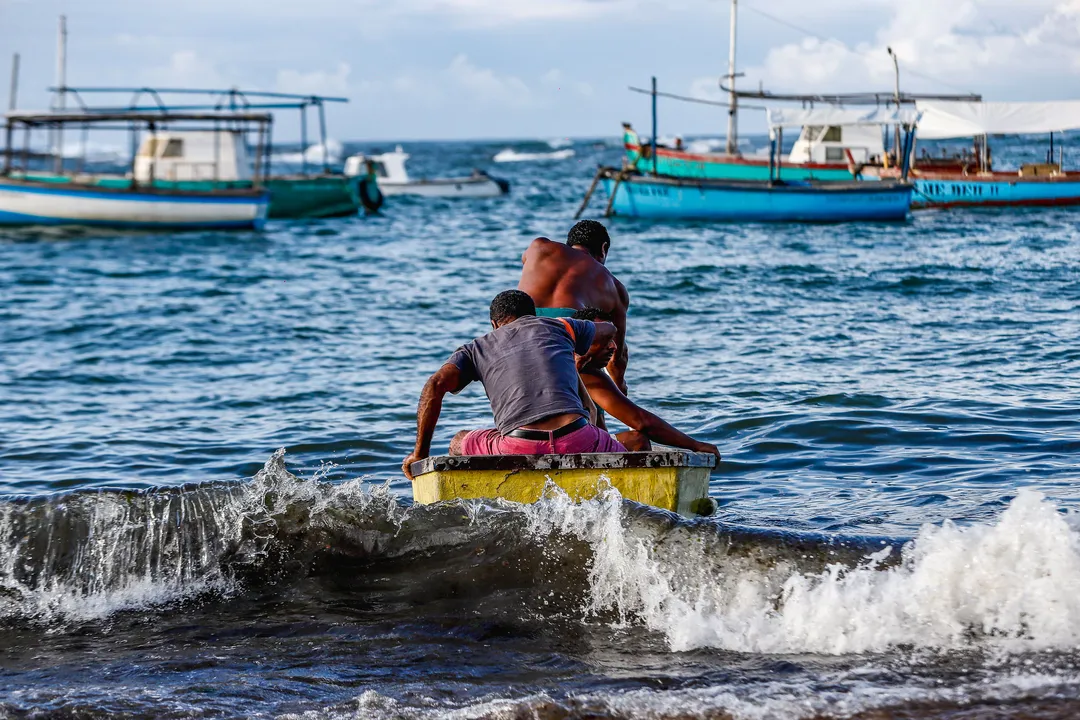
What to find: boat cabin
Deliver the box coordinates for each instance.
[344,145,410,184]
[788,124,884,165]
[133,131,253,183]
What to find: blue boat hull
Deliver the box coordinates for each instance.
[0,177,269,229]
[602,174,912,222]
[912,175,1080,209]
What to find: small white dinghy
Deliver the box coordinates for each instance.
[344,146,509,198]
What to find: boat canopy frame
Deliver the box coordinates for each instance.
[45,86,348,176]
[2,109,274,188]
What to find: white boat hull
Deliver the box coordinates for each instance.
[379,177,508,198]
[0,179,269,229]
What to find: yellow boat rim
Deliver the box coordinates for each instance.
[409,451,718,517]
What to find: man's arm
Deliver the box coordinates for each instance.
[577,320,617,371]
[402,363,465,479]
[607,280,630,394]
[581,371,720,461]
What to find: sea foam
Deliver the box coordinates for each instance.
[529,485,1080,654]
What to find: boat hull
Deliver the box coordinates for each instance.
[409,451,716,517]
[0,177,268,229]
[911,174,1080,209]
[380,176,509,198]
[602,173,912,222]
[627,144,856,182]
[267,175,361,218]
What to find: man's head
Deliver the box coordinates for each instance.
[566,220,610,264]
[571,307,613,323]
[489,289,536,329]
[571,307,617,370]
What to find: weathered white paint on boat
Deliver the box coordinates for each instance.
[0,179,268,229]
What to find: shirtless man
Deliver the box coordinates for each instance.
[518,220,630,393]
[571,308,721,463]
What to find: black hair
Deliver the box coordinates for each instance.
[489,289,536,325]
[571,306,613,322]
[566,219,610,259]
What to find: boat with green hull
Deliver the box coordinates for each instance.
[266,175,364,218]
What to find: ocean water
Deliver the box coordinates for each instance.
[1,136,1079,719]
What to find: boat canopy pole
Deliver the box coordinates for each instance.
[767,130,775,183]
[776,126,783,181]
[725,0,738,154]
[651,76,658,176]
[2,118,11,174]
[900,125,913,180]
[300,105,308,176]
[1049,132,1054,165]
[265,118,273,181]
[318,100,329,173]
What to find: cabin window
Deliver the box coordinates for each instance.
[822,126,842,142]
[805,126,823,141]
[825,147,846,161]
[161,139,184,158]
[372,161,388,178]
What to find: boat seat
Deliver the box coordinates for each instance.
[1019,163,1061,177]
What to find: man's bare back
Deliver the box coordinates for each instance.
[517,221,630,391]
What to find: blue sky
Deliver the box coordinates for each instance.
[3,0,1079,142]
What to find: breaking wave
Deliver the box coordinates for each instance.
[493,148,574,163]
[3,450,1080,657]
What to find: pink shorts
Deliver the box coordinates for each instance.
[460,423,627,455]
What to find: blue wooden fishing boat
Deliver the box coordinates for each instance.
[581,106,918,223]
[869,100,1080,209]
[1,110,271,229]
[600,172,913,222]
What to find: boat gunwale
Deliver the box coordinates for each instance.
[603,167,912,194]
[625,143,853,171]
[0,174,269,200]
[410,450,717,477]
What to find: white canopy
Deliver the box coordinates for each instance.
[766,106,920,130]
[915,100,1080,139]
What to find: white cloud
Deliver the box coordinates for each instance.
[407,0,618,27]
[443,54,532,107]
[738,0,1080,98]
[276,62,352,97]
[141,50,226,87]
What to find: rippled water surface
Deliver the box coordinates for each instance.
[1,137,1079,719]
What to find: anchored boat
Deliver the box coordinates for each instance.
[409,450,718,517]
[872,100,1080,209]
[0,110,269,229]
[346,146,509,198]
[584,106,917,223]
[48,87,383,218]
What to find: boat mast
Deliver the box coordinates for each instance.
[887,47,900,162]
[53,15,67,172]
[8,53,19,111]
[725,0,738,155]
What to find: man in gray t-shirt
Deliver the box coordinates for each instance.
[403,290,624,478]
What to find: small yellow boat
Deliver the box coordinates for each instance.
[408,451,718,517]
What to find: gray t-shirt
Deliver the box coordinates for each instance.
[447,315,596,435]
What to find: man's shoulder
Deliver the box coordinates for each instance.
[526,236,561,255]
